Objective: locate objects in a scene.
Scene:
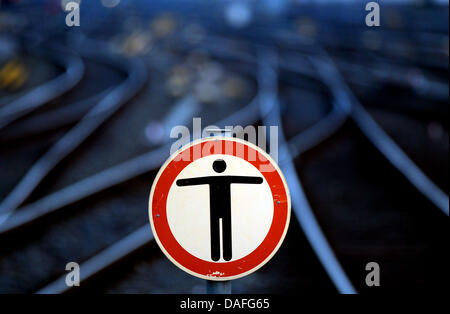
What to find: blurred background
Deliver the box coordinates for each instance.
[0,0,448,294]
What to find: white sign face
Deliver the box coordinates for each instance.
[149,137,290,280]
[166,154,274,262]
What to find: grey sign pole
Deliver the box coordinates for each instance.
[204,128,233,294]
[206,280,232,294]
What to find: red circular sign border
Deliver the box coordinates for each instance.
[148,137,291,280]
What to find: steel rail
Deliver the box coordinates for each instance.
[268,31,449,215]
[309,51,449,216]
[0,87,113,141]
[258,49,357,294]
[0,93,259,235]
[0,47,85,130]
[0,40,262,234]
[0,47,148,226]
[36,225,153,294]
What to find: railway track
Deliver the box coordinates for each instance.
[0,2,447,294]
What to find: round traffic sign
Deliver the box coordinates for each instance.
[148,137,291,280]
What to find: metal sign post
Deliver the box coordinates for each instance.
[205,128,232,294]
[206,280,232,294]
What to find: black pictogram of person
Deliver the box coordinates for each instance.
[176,159,263,262]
